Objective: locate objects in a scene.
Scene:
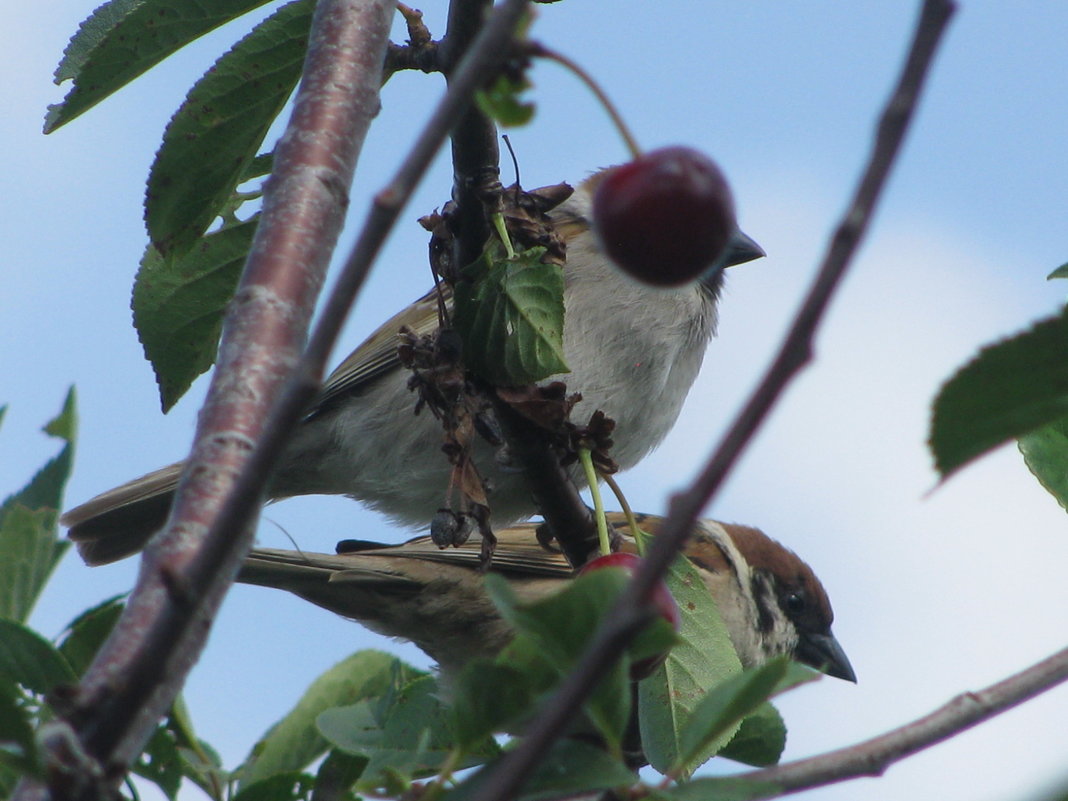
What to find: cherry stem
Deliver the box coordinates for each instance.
[601,472,645,556]
[578,448,611,556]
[491,211,515,258]
[530,42,642,160]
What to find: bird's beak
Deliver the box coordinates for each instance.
[698,228,765,295]
[720,228,765,268]
[797,631,857,683]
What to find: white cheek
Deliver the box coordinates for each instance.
[715,587,767,668]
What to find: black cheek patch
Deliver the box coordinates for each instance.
[751,575,776,634]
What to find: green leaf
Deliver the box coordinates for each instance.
[0,619,78,695]
[0,389,76,524]
[1048,263,1068,281]
[242,152,275,184]
[449,661,532,750]
[50,0,147,84]
[0,388,76,518]
[133,217,257,411]
[43,389,78,442]
[650,776,782,801]
[232,772,313,801]
[176,744,228,797]
[494,564,676,675]
[0,507,65,626]
[241,651,420,789]
[0,766,17,800]
[930,309,1068,478]
[583,652,631,751]
[1019,414,1068,511]
[716,702,787,767]
[0,678,38,777]
[317,675,496,789]
[675,659,816,774]
[638,547,743,777]
[0,389,77,622]
[444,741,636,801]
[168,697,229,799]
[45,0,280,132]
[56,595,126,676]
[145,0,313,256]
[512,741,636,800]
[496,568,628,669]
[454,244,569,386]
[134,723,185,800]
[475,74,535,127]
[311,750,367,800]
[168,713,227,801]
[488,568,675,748]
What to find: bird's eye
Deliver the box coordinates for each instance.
[785,592,805,614]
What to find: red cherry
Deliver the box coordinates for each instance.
[579,551,680,678]
[591,146,737,287]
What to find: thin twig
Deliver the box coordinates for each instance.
[442,0,503,269]
[464,2,956,800]
[492,398,599,567]
[384,5,439,81]
[529,42,642,159]
[741,645,1068,796]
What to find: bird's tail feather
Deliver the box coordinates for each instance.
[62,462,184,565]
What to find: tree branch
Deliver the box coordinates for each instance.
[741,645,1068,795]
[18,2,395,798]
[492,400,599,567]
[441,0,597,567]
[384,5,439,78]
[464,2,957,799]
[441,0,502,271]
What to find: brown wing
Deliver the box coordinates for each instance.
[313,511,665,582]
[309,288,446,415]
[332,523,573,579]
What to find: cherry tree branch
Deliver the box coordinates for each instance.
[741,645,1068,795]
[19,2,395,798]
[437,0,598,565]
[493,400,599,566]
[465,2,957,800]
[441,0,502,270]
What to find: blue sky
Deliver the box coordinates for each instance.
[5,3,1068,800]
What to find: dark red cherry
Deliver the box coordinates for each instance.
[592,146,736,287]
[579,551,680,678]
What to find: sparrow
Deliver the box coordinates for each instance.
[237,513,856,683]
[62,171,764,566]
